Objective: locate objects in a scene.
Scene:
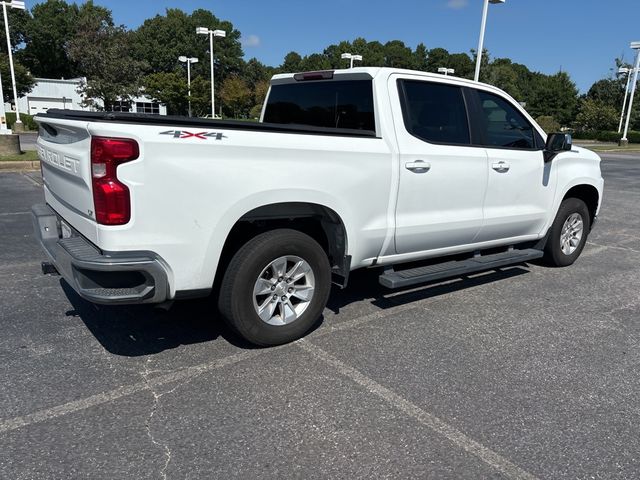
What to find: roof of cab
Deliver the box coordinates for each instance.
[270,67,490,90]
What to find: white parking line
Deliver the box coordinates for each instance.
[0,211,30,217]
[298,340,538,480]
[0,349,266,435]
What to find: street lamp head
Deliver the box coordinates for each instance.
[631,41,640,50]
[341,53,352,59]
[178,56,188,63]
[489,0,505,3]
[196,27,210,35]
[213,29,226,38]
[9,1,26,10]
[190,58,199,64]
[352,55,363,62]
[618,67,629,74]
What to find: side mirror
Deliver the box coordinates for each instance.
[544,133,572,163]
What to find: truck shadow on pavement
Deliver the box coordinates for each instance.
[62,266,531,357]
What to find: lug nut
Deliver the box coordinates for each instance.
[271,285,276,291]
[288,287,294,293]
[281,296,287,301]
[272,294,278,300]
[278,277,283,282]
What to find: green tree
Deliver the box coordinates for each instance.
[190,76,212,117]
[0,7,30,55]
[324,40,353,69]
[219,75,251,118]
[0,53,35,103]
[383,40,413,68]
[575,98,619,131]
[280,51,302,72]
[132,8,243,83]
[299,53,331,72]
[67,4,146,109]
[447,53,474,79]
[485,59,521,99]
[425,47,450,73]
[243,58,272,89]
[358,39,385,66]
[412,43,428,71]
[143,72,187,116]
[586,79,624,107]
[249,79,270,119]
[17,0,81,78]
[527,72,578,125]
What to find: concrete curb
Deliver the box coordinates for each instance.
[0,160,40,171]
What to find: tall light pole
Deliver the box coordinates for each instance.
[621,41,640,146]
[617,67,634,134]
[341,53,362,69]
[196,27,226,118]
[2,0,25,129]
[474,0,505,82]
[438,67,455,76]
[178,56,198,117]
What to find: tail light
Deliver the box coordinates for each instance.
[91,136,139,225]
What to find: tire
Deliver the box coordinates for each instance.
[218,229,331,346]
[543,198,591,267]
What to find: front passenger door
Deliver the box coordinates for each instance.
[471,89,557,243]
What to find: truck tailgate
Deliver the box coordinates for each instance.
[35,117,98,243]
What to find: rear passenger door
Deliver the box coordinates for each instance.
[468,89,556,243]
[390,75,488,254]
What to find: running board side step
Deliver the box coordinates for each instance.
[379,248,544,289]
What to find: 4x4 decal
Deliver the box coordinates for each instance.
[160,130,226,140]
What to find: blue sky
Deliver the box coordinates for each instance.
[34,0,640,92]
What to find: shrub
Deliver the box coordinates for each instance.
[535,116,560,133]
[571,130,640,143]
[6,112,38,131]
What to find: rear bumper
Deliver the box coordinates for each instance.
[31,204,169,305]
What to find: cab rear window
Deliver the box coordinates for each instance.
[263,80,375,132]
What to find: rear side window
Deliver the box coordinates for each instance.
[476,90,536,149]
[263,80,375,132]
[399,80,471,145]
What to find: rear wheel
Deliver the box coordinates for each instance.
[218,229,331,346]
[543,198,590,267]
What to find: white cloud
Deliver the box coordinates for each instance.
[242,34,261,48]
[446,0,469,9]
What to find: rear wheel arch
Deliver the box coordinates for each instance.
[214,202,350,290]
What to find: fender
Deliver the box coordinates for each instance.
[199,189,358,289]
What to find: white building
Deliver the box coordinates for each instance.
[7,77,167,116]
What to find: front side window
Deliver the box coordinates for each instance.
[476,91,535,149]
[399,80,471,145]
[263,79,375,132]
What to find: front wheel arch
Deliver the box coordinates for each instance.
[562,184,599,230]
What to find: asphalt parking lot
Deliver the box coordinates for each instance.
[1,153,639,479]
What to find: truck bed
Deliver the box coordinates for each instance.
[37,109,378,138]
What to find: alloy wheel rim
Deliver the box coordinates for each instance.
[560,213,584,255]
[252,255,316,326]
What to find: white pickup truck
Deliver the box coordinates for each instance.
[32,67,604,346]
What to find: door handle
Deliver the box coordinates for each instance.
[492,161,510,173]
[405,160,431,173]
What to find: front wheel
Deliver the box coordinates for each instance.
[543,198,591,267]
[218,229,331,346]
